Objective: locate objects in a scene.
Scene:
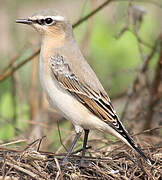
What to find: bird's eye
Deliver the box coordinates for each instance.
[44,18,54,25]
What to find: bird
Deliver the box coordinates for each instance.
[16,9,152,166]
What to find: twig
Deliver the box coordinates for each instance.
[134,25,145,61]
[73,0,113,28]
[55,132,73,154]
[132,35,154,49]
[120,35,161,121]
[142,38,160,72]
[116,0,133,38]
[37,136,46,152]
[1,45,27,74]
[0,139,27,147]
[118,28,155,50]
[8,156,49,179]
[116,3,155,50]
[144,36,162,130]
[54,158,62,180]
[23,137,41,151]
[132,126,162,137]
[5,161,38,179]
[0,48,40,82]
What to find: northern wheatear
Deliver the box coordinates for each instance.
[16,9,151,166]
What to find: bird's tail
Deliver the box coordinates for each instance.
[110,117,152,166]
[131,142,152,166]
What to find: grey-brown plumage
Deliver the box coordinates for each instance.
[16,9,152,166]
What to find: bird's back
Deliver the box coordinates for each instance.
[53,39,109,99]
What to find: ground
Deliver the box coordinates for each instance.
[0,133,161,180]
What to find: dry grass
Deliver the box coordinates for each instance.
[0,134,161,180]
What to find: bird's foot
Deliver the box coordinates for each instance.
[72,159,93,168]
[79,159,93,167]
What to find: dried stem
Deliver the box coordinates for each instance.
[1,45,27,74]
[73,0,113,28]
[0,48,40,82]
[144,36,162,130]
[120,35,161,121]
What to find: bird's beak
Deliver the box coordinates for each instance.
[16,19,33,25]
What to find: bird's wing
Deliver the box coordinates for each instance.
[50,54,125,132]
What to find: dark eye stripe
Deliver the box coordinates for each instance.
[40,19,45,24]
[32,19,45,25]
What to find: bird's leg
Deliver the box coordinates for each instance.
[82,129,89,158]
[80,129,90,166]
[62,131,82,164]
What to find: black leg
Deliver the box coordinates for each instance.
[82,129,90,158]
[62,131,82,164]
[79,129,90,167]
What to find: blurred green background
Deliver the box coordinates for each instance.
[0,0,161,151]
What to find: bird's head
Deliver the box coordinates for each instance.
[16,9,73,41]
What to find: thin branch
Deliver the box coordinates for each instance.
[1,45,27,74]
[117,3,155,50]
[144,36,162,130]
[5,161,38,179]
[37,136,46,152]
[133,125,162,137]
[116,0,133,38]
[0,48,40,82]
[0,139,27,147]
[120,35,161,121]
[134,26,145,61]
[73,0,113,28]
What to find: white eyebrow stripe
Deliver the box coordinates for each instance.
[31,15,65,22]
[43,15,64,21]
[51,16,65,21]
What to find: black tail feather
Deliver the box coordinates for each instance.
[114,117,152,166]
[132,143,152,166]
